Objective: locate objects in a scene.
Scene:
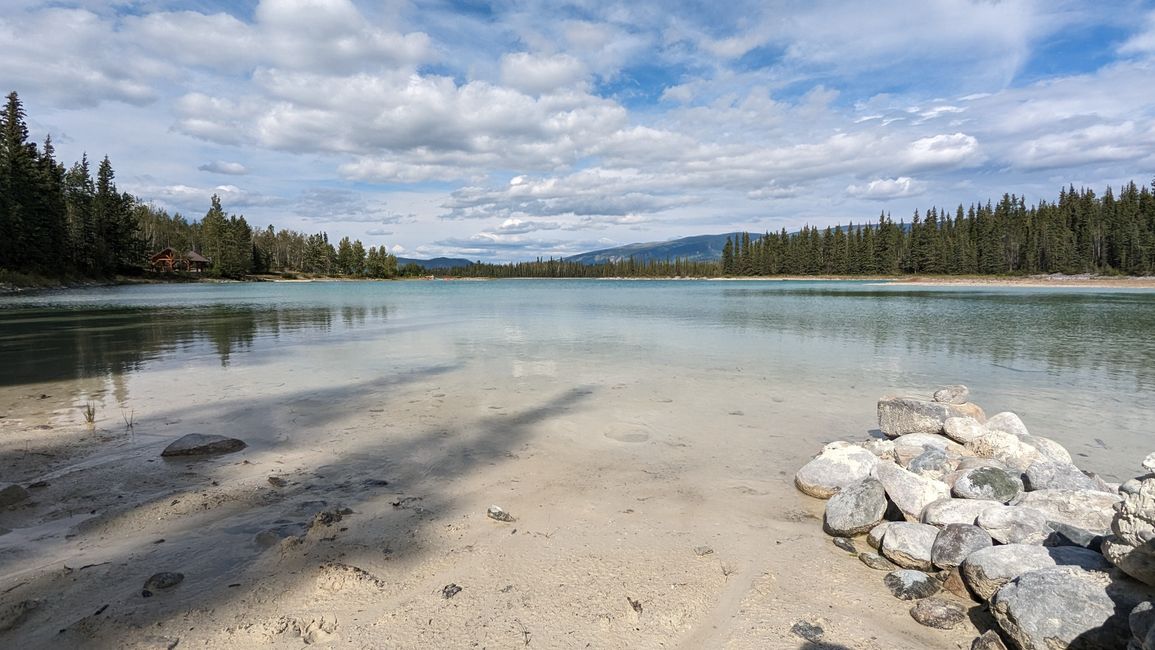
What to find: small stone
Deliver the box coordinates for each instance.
[789,620,825,642]
[859,552,898,571]
[910,597,968,629]
[0,484,30,508]
[692,546,714,556]
[486,505,514,522]
[971,630,1008,650]
[442,583,462,599]
[933,385,970,404]
[267,476,288,488]
[161,434,247,457]
[832,537,857,554]
[141,572,184,597]
[883,569,941,600]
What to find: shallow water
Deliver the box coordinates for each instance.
[1,279,1152,479]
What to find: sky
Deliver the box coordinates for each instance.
[3,0,1155,262]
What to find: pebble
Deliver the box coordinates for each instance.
[487,505,514,522]
[692,546,714,556]
[832,537,857,554]
[141,572,184,597]
[859,552,898,571]
[789,620,825,642]
[442,583,462,599]
[883,569,941,600]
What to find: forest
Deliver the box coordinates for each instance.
[3,89,1154,282]
[0,91,398,281]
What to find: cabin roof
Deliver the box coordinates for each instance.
[185,251,210,263]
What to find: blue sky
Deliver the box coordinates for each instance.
[3,0,1155,261]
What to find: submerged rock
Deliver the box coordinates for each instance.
[991,566,1155,650]
[161,434,247,457]
[932,385,970,405]
[795,442,880,499]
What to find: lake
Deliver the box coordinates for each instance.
[1,279,1151,480]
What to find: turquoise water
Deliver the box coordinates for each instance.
[1,279,1152,478]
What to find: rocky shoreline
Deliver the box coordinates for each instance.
[795,385,1155,649]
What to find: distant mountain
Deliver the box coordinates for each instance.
[563,232,759,265]
[396,256,474,270]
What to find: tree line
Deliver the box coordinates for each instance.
[721,182,1155,277]
[0,91,399,281]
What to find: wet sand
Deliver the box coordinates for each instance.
[0,365,982,649]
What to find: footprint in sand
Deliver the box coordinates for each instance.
[604,424,651,444]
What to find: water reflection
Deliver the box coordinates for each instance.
[0,305,386,387]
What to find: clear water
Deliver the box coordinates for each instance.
[1,279,1152,480]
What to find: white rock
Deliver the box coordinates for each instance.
[874,461,951,522]
[921,498,1001,527]
[942,416,988,444]
[966,430,1041,471]
[881,522,941,570]
[794,442,880,499]
[986,412,1030,438]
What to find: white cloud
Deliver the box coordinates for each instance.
[500,52,587,95]
[198,161,249,175]
[846,177,926,200]
[904,133,982,171]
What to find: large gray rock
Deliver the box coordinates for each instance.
[976,505,1052,545]
[959,543,1112,602]
[952,466,1023,503]
[932,523,993,570]
[795,442,880,499]
[1019,435,1073,465]
[1013,488,1122,534]
[894,433,968,466]
[991,566,1155,650]
[867,521,895,550]
[874,461,951,521]
[1103,468,1155,586]
[883,569,941,600]
[932,385,970,405]
[966,430,1041,471]
[878,396,985,437]
[881,522,941,570]
[921,498,1001,527]
[1022,461,1098,492]
[943,416,988,444]
[985,412,1030,438]
[823,478,888,537]
[0,484,30,508]
[161,433,247,457]
[957,456,1010,472]
[907,448,957,481]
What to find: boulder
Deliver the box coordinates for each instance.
[943,416,987,444]
[910,597,968,629]
[874,461,951,521]
[1103,467,1155,586]
[990,566,1155,650]
[894,433,968,466]
[966,430,1041,471]
[1131,602,1155,649]
[1013,488,1122,534]
[883,569,941,600]
[932,524,993,570]
[1019,435,1073,465]
[932,385,970,405]
[161,433,247,457]
[922,498,1001,527]
[1046,521,1106,551]
[823,478,888,536]
[959,543,1111,602]
[795,442,880,499]
[976,505,1051,545]
[957,456,1010,472]
[1021,460,1098,492]
[867,522,895,550]
[881,522,941,570]
[985,412,1029,438]
[952,466,1023,503]
[878,396,984,438]
[907,448,957,481]
[0,484,30,508]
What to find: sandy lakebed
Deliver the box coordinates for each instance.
[2,279,1152,648]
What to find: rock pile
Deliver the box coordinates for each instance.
[794,386,1155,649]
